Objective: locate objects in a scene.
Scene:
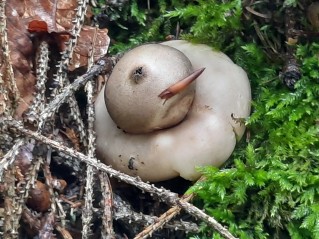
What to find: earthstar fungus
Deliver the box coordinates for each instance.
[95,40,251,182]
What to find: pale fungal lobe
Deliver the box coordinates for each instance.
[95,40,251,182]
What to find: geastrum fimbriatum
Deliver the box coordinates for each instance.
[95,40,251,182]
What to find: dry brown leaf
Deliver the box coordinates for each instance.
[3,0,36,118]
[1,0,78,118]
[26,0,77,52]
[1,0,109,118]
[69,26,110,71]
[26,0,77,33]
[56,0,78,30]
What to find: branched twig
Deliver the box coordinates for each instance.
[2,142,42,238]
[3,118,238,239]
[1,41,59,236]
[2,1,123,238]
[13,150,41,235]
[0,41,49,180]
[1,148,39,237]
[85,26,114,238]
[0,40,53,236]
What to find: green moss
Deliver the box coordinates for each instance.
[189,42,319,238]
[165,0,242,50]
[93,0,193,53]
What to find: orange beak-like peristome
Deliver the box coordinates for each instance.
[158,67,205,100]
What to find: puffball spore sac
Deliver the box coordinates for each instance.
[105,44,197,134]
[95,40,251,182]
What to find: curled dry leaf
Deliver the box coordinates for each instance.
[25,0,110,70]
[26,0,68,33]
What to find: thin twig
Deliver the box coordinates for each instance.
[40,151,58,237]
[81,80,96,238]
[245,6,271,19]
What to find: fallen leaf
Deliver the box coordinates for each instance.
[1,0,109,118]
[2,0,36,118]
[69,26,110,71]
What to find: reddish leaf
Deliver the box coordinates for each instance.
[28,20,49,32]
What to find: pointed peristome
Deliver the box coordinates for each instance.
[158,67,205,100]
